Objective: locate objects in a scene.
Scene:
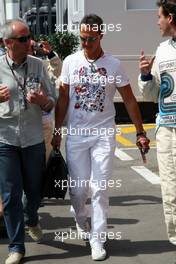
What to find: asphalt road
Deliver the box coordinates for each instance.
[1,124,176,264]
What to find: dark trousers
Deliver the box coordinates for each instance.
[0,142,45,254]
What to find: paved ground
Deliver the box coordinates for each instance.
[1,124,176,264]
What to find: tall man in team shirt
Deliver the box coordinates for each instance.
[139,0,176,247]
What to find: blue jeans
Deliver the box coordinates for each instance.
[0,142,45,254]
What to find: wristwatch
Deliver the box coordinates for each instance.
[136,131,146,137]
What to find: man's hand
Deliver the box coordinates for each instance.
[139,50,155,76]
[38,41,52,55]
[136,132,150,152]
[136,134,150,153]
[0,85,10,103]
[136,133,150,163]
[26,89,49,107]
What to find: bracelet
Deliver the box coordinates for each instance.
[136,131,146,137]
[141,73,153,82]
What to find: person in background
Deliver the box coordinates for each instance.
[138,0,176,247]
[28,38,62,160]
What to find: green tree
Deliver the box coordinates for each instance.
[35,32,80,60]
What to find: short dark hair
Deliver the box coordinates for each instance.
[80,14,104,34]
[157,0,176,24]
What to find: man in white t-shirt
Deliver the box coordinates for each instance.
[138,0,176,246]
[52,14,150,261]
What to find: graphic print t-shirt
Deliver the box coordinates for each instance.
[155,40,176,126]
[60,50,129,131]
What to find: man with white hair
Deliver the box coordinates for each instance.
[0,18,55,264]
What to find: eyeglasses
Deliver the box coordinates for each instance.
[11,35,31,43]
[80,36,98,42]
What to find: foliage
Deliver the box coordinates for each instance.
[35,32,80,60]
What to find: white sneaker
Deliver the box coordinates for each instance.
[168,231,176,245]
[91,243,106,261]
[5,252,24,264]
[26,224,43,242]
[76,221,90,240]
[169,237,176,245]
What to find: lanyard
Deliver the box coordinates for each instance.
[5,55,28,110]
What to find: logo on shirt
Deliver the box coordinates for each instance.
[73,66,107,112]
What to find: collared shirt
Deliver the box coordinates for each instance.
[0,47,6,56]
[0,54,56,147]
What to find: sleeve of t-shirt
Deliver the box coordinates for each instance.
[115,60,130,88]
[59,56,70,85]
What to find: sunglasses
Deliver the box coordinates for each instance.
[80,36,98,42]
[11,35,31,43]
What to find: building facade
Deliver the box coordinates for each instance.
[1,0,163,103]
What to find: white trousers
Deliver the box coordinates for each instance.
[156,126,176,244]
[66,134,115,246]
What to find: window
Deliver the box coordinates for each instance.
[126,0,157,10]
